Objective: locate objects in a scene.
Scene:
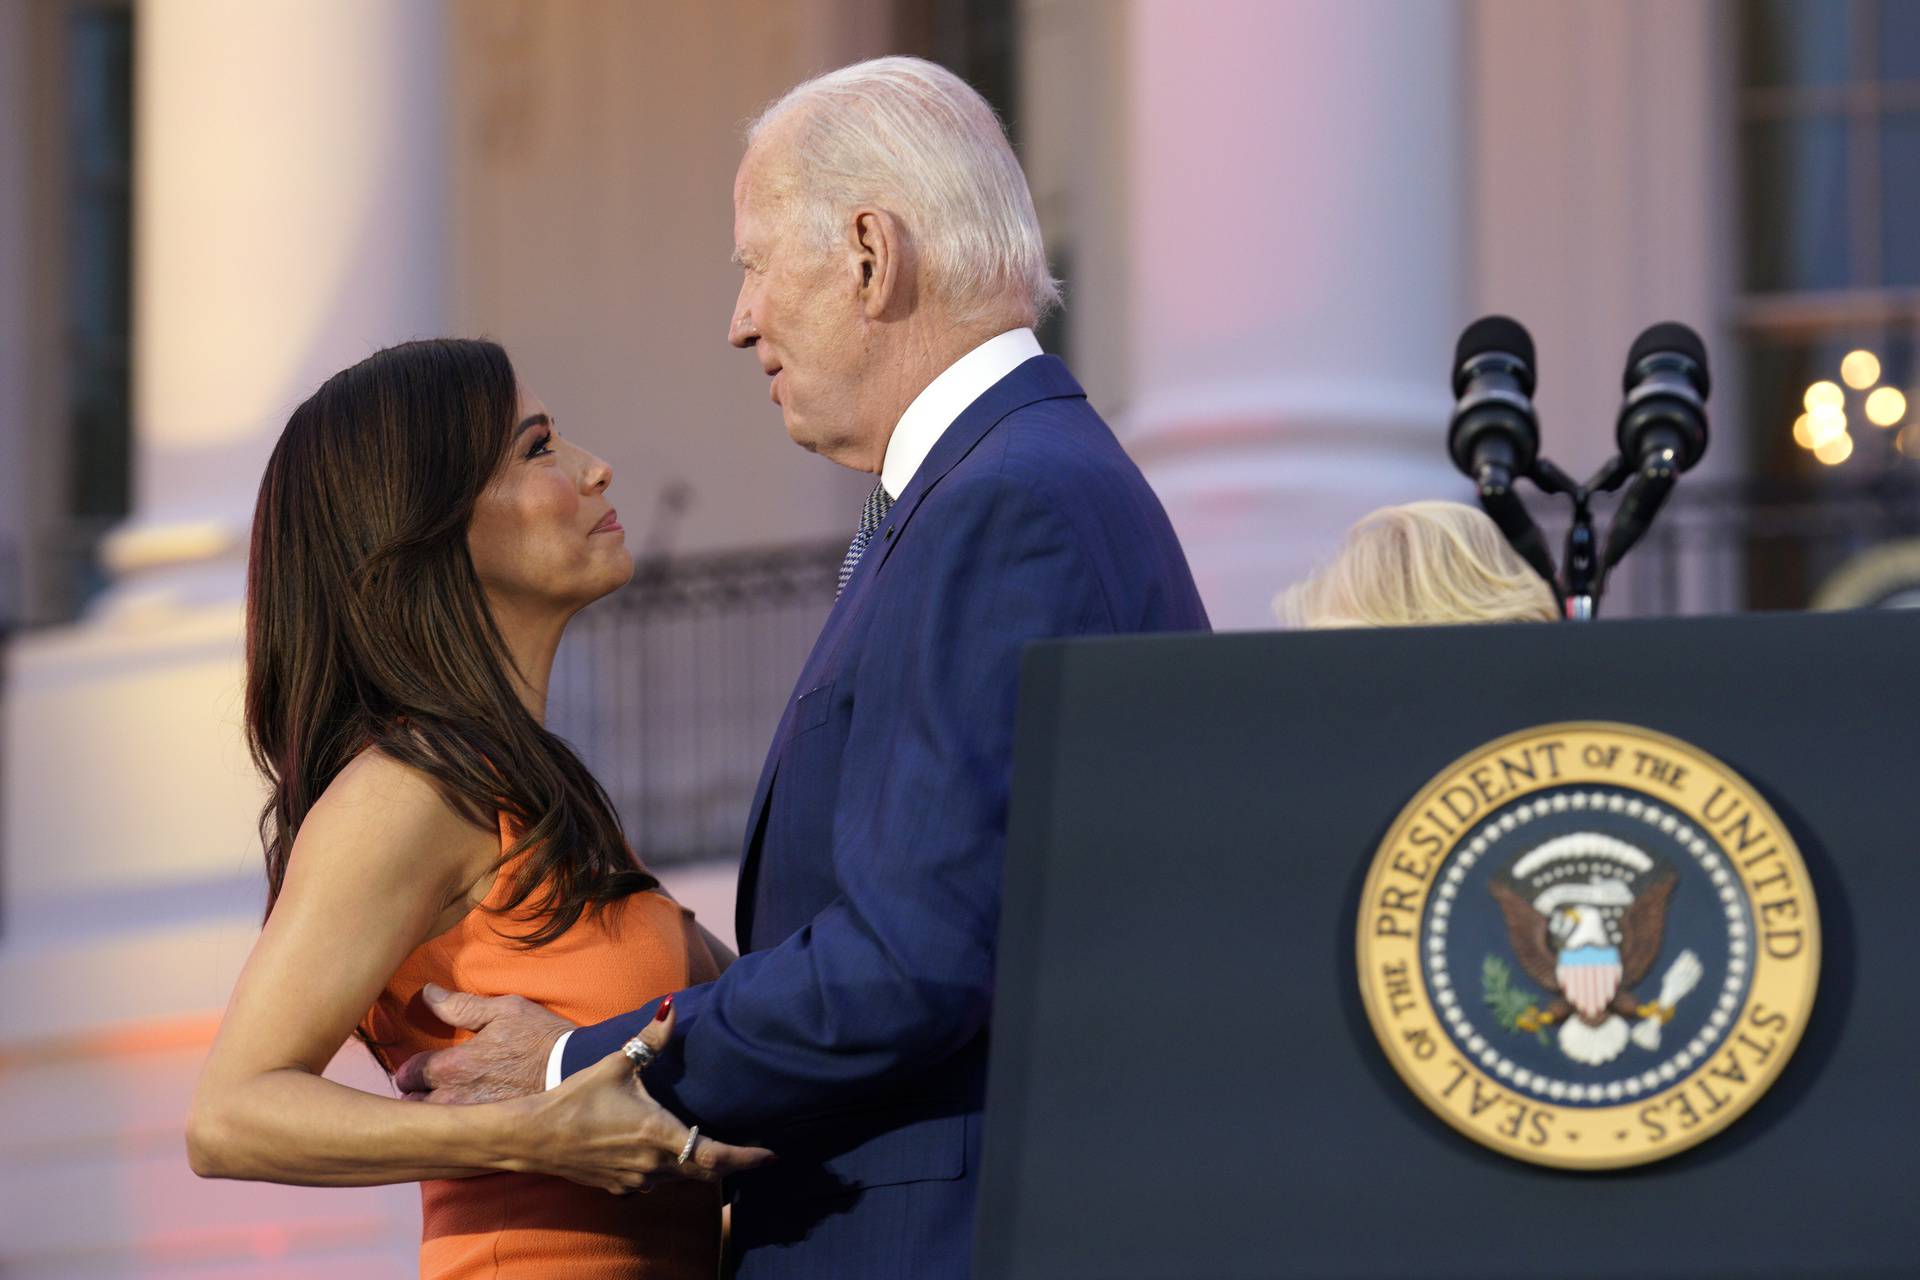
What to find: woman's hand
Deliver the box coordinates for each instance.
[502,1004,775,1194]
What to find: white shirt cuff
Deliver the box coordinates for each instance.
[544,1029,573,1090]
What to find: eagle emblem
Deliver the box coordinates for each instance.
[1360,724,1821,1169]
[1488,833,1704,1066]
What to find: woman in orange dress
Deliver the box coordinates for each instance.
[187,338,770,1278]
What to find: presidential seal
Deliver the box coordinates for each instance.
[1356,722,1819,1170]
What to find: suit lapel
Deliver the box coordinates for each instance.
[862,355,1084,586]
[730,354,1087,947]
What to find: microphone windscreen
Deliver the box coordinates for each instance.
[1454,316,1535,396]
[1625,322,1710,397]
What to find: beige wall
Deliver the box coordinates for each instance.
[450,0,898,556]
[1469,0,1737,605]
[1020,0,1131,414]
[1469,0,1739,476]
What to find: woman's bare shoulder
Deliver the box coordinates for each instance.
[293,748,496,884]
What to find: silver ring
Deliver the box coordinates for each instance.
[621,1036,657,1071]
[677,1125,700,1167]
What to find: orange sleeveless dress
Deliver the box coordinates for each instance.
[360,817,722,1279]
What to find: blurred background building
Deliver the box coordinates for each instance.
[0,0,1913,1274]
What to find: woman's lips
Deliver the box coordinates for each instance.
[590,510,623,535]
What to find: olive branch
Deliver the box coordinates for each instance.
[1482,955,1551,1045]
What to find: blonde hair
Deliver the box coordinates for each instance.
[1275,501,1561,628]
[748,56,1061,325]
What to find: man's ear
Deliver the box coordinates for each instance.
[850,207,908,320]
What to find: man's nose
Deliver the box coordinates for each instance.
[729,283,757,348]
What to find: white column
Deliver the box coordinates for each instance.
[1117,0,1469,629]
[2,3,446,1272]
[107,0,450,611]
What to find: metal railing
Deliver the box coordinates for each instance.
[1536,474,1920,617]
[546,540,845,867]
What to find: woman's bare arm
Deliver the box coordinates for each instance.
[189,749,773,1192]
[187,750,522,1185]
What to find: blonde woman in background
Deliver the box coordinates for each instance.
[1276,500,1561,628]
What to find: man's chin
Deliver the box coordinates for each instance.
[783,417,822,455]
[783,414,869,469]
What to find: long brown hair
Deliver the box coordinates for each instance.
[245,338,655,946]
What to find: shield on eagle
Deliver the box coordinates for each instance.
[1556,945,1624,1022]
[1489,832,1679,1065]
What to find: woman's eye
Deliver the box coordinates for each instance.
[525,431,554,459]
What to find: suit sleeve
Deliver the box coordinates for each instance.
[561,466,1111,1137]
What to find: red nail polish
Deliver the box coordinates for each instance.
[654,994,674,1022]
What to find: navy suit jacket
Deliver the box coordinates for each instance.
[564,355,1209,1277]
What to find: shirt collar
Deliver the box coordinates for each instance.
[880,328,1044,499]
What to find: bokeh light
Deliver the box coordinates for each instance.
[1840,349,1882,389]
[1814,431,1854,465]
[1792,413,1815,449]
[1805,404,1847,447]
[1804,380,1845,412]
[1864,386,1907,427]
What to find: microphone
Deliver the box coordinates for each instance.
[1603,323,1711,570]
[1448,316,1556,587]
[1449,316,1540,484]
[1617,322,1710,474]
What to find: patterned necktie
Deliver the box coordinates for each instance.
[837,481,895,599]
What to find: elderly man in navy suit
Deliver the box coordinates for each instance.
[401,56,1208,1277]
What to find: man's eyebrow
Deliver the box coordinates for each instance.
[514,413,551,437]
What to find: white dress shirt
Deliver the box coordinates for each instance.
[542,327,1043,1091]
[879,327,1043,499]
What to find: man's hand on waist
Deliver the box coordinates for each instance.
[393,983,574,1104]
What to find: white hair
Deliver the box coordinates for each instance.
[748,56,1061,325]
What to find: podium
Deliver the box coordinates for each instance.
[975,611,1916,1279]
